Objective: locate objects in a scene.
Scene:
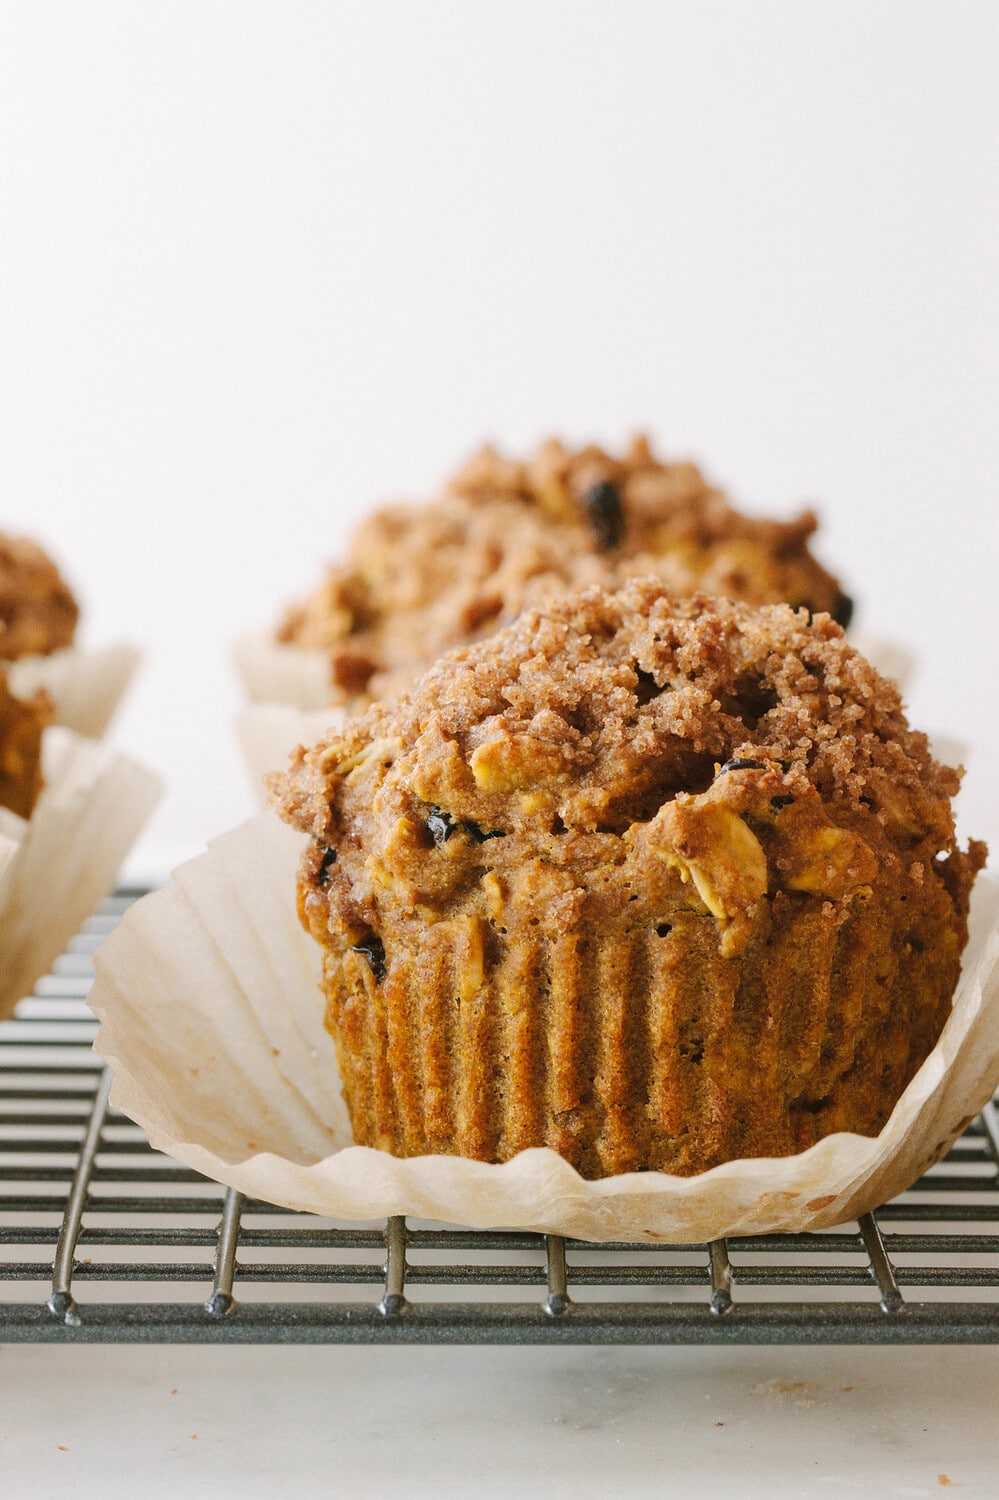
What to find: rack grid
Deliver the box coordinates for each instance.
[1,894,997,1345]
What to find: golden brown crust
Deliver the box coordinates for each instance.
[276,436,848,710]
[0,534,79,659]
[272,584,985,1177]
[0,667,50,819]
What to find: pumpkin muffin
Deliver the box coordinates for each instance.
[272,583,983,1178]
[0,668,51,819]
[277,494,610,708]
[0,533,79,660]
[448,434,850,621]
[275,436,849,712]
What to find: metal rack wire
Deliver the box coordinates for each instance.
[1,893,997,1344]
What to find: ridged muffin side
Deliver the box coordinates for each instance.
[272,584,985,1179]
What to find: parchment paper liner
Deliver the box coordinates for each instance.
[232,631,331,710]
[8,642,141,738]
[235,704,345,802]
[234,626,915,715]
[0,727,162,1019]
[91,814,999,1243]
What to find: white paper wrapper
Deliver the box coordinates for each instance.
[7,642,141,738]
[232,630,332,710]
[0,727,163,1019]
[235,704,347,805]
[91,813,999,1243]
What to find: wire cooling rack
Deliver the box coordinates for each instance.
[1,893,997,1345]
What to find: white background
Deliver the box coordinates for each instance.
[1,1,996,874]
[1,7,998,1497]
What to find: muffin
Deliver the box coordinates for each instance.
[274,435,850,713]
[448,435,851,620]
[0,533,79,660]
[277,493,610,707]
[0,668,50,819]
[0,532,141,741]
[272,583,985,1179]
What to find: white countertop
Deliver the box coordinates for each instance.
[3,1343,997,1498]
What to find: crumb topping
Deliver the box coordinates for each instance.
[274,582,982,958]
[276,435,849,709]
[278,495,609,705]
[448,436,845,621]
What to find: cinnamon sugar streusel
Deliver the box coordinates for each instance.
[273,583,984,1178]
[277,435,849,710]
[0,534,79,660]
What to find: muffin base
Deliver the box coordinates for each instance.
[322,877,969,1179]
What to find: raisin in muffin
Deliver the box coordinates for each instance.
[275,436,849,712]
[0,668,51,819]
[0,534,79,660]
[273,583,983,1178]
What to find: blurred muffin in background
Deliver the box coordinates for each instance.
[274,435,851,714]
[0,669,50,819]
[277,493,610,708]
[0,530,139,741]
[0,533,79,660]
[447,435,850,623]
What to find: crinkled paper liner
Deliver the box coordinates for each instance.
[90,813,999,1243]
[232,631,332,710]
[8,642,141,738]
[234,628,916,715]
[0,727,163,1019]
[235,704,346,803]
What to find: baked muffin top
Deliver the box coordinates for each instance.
[0,534,79,659]
[277,494,610,705]
[276,436,849,711]
[275,582,983,963]
[448,435,848,620]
